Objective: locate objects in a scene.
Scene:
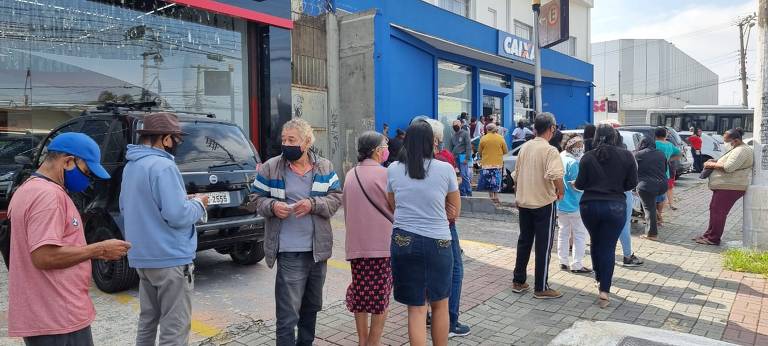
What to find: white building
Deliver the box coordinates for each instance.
[592,39,719,125]
[424,0,594,62]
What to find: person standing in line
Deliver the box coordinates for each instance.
[121,113,210,346]
[583,124,597,153]
[634,137,668,242]
[387,121,460,346]
[7,133,130,346]
[477,123,508,204]
[469,116,479,139]
[511,121,529,151]
[511,112,565,299]
[343,131,394,346]
[549,130,564,153]
[694,128,753,245]
[575,125,638,308]
[427,119,471,337]
[614,133,644,267]
[386,129,406,167]
[689,127,704,173]
[653,127,681,227]
[449,120,474,197]
[556,134,592,274]
[251,119,343,346]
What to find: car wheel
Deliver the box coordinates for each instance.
[88,219,138,293]
[230,241,265,265]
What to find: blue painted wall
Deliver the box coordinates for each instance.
[335,0,594,133]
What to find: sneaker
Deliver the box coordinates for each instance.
[622,254,644,267]
[449,322,471,337]
[560,264,569,271]
[533,289,563,299]
[511,282,530,293]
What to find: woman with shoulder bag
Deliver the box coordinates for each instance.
[343,131,394,346]
[694,128,753,246]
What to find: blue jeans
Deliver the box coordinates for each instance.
[458,161,472,196]
[619,191,633,258]
[580,200,626,293]
[449,224,464,327]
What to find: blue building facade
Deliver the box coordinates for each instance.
[335,0,594,141]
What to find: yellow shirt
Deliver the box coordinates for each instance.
[478,133,508,168]
[513,137,565,209]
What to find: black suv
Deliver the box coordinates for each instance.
[0,129,46,211]
[11,103,265,293]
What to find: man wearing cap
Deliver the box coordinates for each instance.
[7,133,131,345]
[120,112,209,346]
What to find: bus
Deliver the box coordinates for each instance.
[647,106,753,136]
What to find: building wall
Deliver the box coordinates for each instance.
[592,39,719,124]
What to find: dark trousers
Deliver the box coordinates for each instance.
[693,151,703,172]
[449,223,464,327]
[513,203,556,292]
[580,200,627,293]
[23,326,93,346]
[638,189,660,236]
[275,252,327,346]
[703,189,746,244]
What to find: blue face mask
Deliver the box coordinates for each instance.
[64,162,91,193]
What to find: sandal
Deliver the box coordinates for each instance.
[695,237,718,245]
[669,205,678,211]
[641,235,659,241]
[598,297,610,309]
[571,267,593,274]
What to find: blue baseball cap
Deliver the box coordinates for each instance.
[47,132,111,179]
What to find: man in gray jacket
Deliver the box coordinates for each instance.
[450,119,474,196]
[251,118,342,346]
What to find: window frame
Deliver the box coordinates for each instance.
[514,20,533,41]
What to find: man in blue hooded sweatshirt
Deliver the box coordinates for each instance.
[120,112,209,346]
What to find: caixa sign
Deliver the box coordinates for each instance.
[497,31,536,65]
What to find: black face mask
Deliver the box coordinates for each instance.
[453,125,461,132]
[281,145,304,161]
[164,136,180,156]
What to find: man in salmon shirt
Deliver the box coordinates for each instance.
[7,133,131,345]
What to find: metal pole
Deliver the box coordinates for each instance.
[739,21,750,108]
[533,1,542,113]
[743,0,768,250]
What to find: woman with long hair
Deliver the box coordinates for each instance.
[387,121,461,346]
[576,124,638,308]
[343,131,394,346]
[634,137,668,241]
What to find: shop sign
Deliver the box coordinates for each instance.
[538,0,569,49]
[497,32,536,65]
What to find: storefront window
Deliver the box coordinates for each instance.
[438,60,472,142]
[0,0,247,134]
[479,70,510,89]
[513,80,535,124]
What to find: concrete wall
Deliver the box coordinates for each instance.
[336,10,377,176]
[475,0,508,30]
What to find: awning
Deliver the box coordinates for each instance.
[391,24,585,82]
[170,0,293,29]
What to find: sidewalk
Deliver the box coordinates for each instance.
[205,179,767,346]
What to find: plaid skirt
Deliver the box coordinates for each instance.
[345,257,393,314]
[477,168,502,192]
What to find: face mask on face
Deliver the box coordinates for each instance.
[453,125,461,132]
[63,161,90,193]
[379,147,390,163]
[570,147,585,158]
[281,145,304,161]
[724,142,733,151]
[163,136,180,156]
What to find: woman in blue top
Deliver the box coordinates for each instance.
[387,121,461,346]
[556,134,592,274]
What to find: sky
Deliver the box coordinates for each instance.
[592,0,759,106]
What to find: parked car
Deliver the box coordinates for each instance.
[678,131,724,161]
[618,125,693,177]
[0,128,47,215]
[8,103,265,293]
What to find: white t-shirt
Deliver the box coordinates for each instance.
[387,159,459,240]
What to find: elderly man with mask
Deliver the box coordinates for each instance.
[251,118,343,346]
[449,119,474,196]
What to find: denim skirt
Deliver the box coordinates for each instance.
[390,228,454,306]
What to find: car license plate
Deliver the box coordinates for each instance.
[206,192,231,205]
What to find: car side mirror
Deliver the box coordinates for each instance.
[14,155,32,167]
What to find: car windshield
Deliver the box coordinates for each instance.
[174,122,259,171]
[0,130,43,165]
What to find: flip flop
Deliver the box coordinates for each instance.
[695,237,718,245]
[641,235,659,242]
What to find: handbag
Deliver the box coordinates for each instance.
[353,167,394,223]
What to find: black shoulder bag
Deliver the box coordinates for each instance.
[353,167,394,223]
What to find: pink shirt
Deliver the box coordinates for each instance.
[343,160,393,260]
[7,177,95,337]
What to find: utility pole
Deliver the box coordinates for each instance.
[738,13,757,108]
[532,0,542,113]
[743,0,768,251]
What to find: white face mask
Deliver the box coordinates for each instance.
[570,147,585,158]
[725,142,733,151]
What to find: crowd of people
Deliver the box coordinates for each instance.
[4,108,755,346]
